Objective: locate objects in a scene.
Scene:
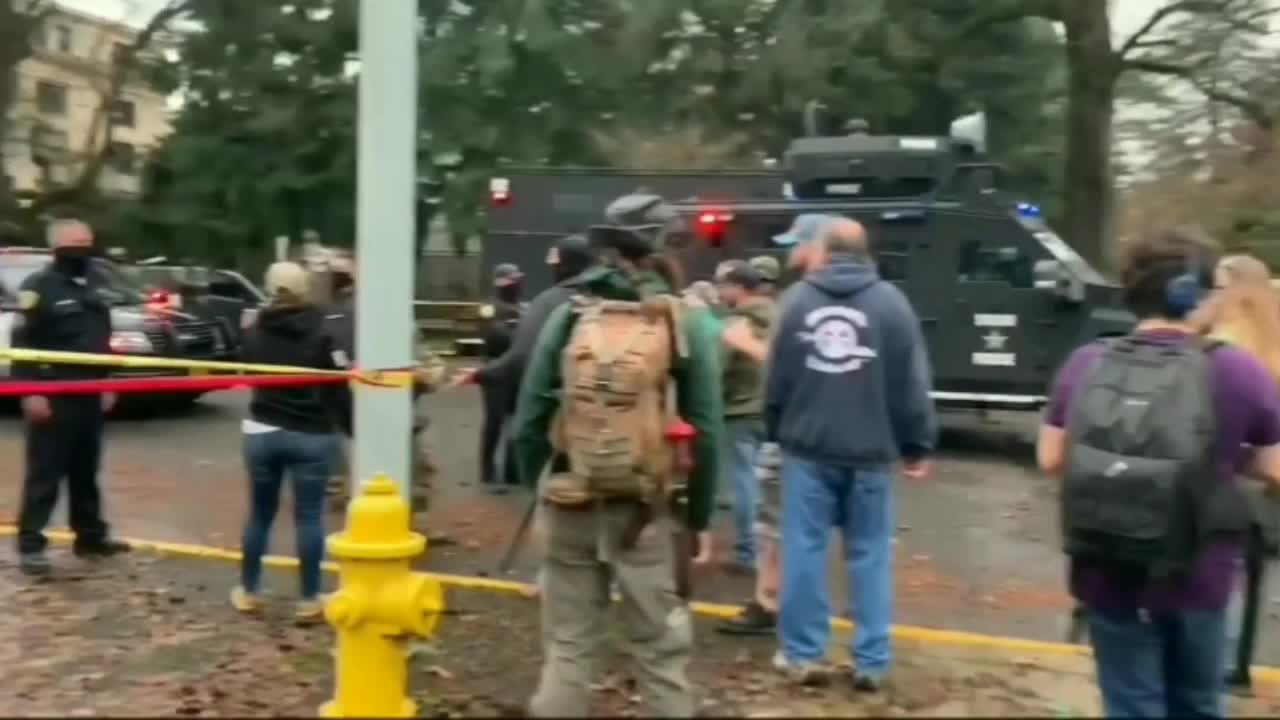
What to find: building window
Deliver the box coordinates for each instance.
[29,124,69,164]
[958,241,1033,288]
[54,24,73,53]
[111,42,130,66]
[108,142,138,175]
[35,81,68,116]
[110,99,136,128]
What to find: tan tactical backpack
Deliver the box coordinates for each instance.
[542,294,687,506]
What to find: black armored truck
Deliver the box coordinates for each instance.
[663,116,1135,410]
[481,115,1135,411]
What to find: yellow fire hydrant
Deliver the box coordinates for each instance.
[320,474,445,718]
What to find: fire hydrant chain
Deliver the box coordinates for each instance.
[320,474,445,718]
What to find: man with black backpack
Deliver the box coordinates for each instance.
[1037,226,1280,718]
[511,193,724,718]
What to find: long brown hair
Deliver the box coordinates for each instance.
[1191,282,1280,383]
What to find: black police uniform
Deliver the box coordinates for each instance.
[479,298,523,489]
[12,259,122,562]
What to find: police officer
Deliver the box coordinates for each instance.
[478,262,525,493]
[14,219,130,576]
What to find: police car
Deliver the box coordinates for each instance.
[0,247,238,408]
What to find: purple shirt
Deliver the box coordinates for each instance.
[1046,330,1280,611]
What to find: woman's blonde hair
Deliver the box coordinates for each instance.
[1191,281,1280,383]
[1216,254,1270,289]
[264,261,310,306]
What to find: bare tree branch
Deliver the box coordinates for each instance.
[1124,58,1275,130]
[1116,1,1214,59]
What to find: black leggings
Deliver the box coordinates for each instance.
[479,383,519,486]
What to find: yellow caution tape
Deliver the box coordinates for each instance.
[352,369,417,388]
[0,349,428,393]
[0,348,347,376]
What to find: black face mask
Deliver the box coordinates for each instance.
[496,284,522,304]
[53,247,92,276]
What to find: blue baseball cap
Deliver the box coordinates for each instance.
[772,213,835,247]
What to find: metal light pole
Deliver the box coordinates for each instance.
[353,0,418,497]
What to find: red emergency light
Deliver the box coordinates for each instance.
[695,210,733,246]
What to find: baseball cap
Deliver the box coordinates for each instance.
[748,255,781,282]
[547,233,591,265]
[264,261,309,300]
[716,260,762,289]
[492,262,523,287]
[772,213,835,247]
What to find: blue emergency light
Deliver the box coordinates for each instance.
[1016,202,1042,219]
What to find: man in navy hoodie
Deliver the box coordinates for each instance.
[765,214,936,690]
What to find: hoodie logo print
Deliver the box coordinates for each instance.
[798,306,877,374]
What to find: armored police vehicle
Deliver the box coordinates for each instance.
[664,116,1134,410]
[0,246,239,410]
[482,116,1135,410]
[484,167,782,295]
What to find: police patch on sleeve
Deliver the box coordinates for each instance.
[18,290,39,310]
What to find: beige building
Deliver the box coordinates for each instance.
[3,3,173,200]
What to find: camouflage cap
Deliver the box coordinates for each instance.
[748,255,781,282]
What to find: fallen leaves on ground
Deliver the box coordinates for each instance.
[2,548,1277,718]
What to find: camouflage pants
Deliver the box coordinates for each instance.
[530,503,694,718]
[328,427,436,513]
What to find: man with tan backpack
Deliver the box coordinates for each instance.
[510,193,725,718]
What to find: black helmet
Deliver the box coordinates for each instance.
[590,192,680,261]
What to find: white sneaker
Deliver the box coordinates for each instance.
[771,650,829,685]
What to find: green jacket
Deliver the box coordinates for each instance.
[511,266,725,531]
[721,297,776,419]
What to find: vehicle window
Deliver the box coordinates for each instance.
[212,271,266,303]
[551,193,596,215]
[958,241,1033,288]
[0,259,46,300]
[876,239,909,281]
[89,259,146,304]
[208,279,256,303]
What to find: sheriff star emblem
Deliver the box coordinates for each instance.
[981,329,1008,350]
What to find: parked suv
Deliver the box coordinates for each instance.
[0,247,238,410]
[122,261,267,353]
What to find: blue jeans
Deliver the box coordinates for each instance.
[778,454,895,676]
[723,419,762,567]
[1086,606,1226,718]
[241,429,338,600]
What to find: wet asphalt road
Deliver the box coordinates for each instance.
[0,385,1277,664]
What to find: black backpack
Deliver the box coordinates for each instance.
[1061,336,1248,583]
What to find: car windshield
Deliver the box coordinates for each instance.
[90,258,147,304]
[0,255,146,305]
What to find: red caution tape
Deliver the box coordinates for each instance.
[0,373,347,397]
